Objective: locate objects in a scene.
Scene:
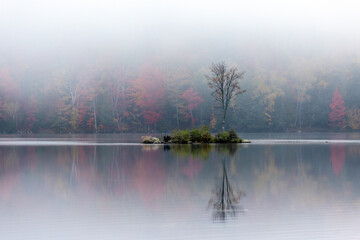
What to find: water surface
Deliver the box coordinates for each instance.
[1,133,360,239]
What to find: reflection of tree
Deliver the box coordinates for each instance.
[133,149,167,206]
[330,144,346,177]
[110,147,121,189]
[296,144,305,185]
[208,158,245,221]
[215,144,240,157]
[92,146,97,172]
[69,147,78,187]
[254,147,287,207]
[109,147,131,199]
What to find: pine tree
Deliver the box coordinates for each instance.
[329,88,346,128]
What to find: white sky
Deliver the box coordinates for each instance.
[1,0,360,54]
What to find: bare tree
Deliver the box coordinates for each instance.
[206,62,245,131]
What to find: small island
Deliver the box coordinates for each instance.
[141,126,251,144]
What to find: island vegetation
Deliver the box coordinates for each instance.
[141,126,250,144]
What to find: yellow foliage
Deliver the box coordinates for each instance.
[4,102,19,119]
[348,108,360,130]
[317,79,328,89]
[252,68,285,119]
[264,112,272,125]
[210,114,217,129]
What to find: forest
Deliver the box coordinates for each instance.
[1,46,360,134]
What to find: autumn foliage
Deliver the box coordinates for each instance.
[181,88,203,126]
[133,66,166,126]
[329,88,347,128]
[2,54,360,133]
[347,108,360,130]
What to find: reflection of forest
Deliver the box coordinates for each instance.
[0,144,360,213]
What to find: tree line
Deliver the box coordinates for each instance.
[0,55,360,133]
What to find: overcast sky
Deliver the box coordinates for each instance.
[1,0,360,62]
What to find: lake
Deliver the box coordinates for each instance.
[1,133,360,240]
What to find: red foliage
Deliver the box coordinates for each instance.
[78,101,89,127]
[77,71,99,131]
[181,88,203,110]
[329,88,347,128]
[181,88,203,126]
[133,66,166,126]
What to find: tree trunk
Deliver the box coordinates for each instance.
[176,105,179,129]
[222,108,227,131]
[190,109,194,127]
[93,97,97,132]
[221,159,226,207]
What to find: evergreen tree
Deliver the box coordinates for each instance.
[329,88,347,128]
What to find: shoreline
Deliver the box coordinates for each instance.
[0,139,359,146]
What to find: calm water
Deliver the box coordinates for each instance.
[1,133,360,239]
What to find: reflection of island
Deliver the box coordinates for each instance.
[168,144,213,159]
[208,158,245,221]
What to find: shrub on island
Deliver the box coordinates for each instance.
[214,129,242,143]
[170,127,242,144]
[170,126,212,144]
[171,129,191,143]
[199,126,212,143]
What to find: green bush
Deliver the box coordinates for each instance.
[213,129,242,143]
[190,128,202,142]
[170,127,242,144]
[214,131,230,143]
[171,129,191,143]
[228,128,241,143]
[200,126,212,143]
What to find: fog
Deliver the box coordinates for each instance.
[3,0,360,53]
[1,0,360,133]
